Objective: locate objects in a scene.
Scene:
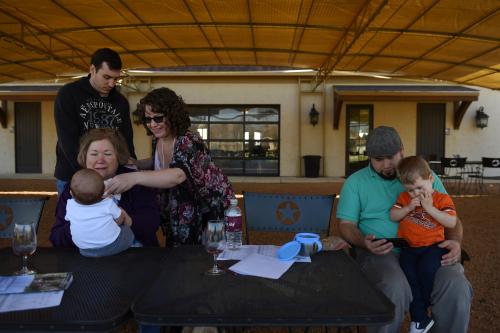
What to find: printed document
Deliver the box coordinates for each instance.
[0,273,72,313]
[0,291,64,313]
[229,253,295,279]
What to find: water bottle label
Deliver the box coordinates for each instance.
[226,216,242,232]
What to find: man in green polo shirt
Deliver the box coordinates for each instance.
[337,126,472,333]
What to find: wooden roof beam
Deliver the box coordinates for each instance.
[393,6,500,74]
[182,0,223,65]
[51,0,154,68]
[313,0,388,91]
[34,23,500,45]
[115,0,186,66]
[246,0,257,65]
[289,0,314,66]
[0,8,88,72]
[0,54,54,77]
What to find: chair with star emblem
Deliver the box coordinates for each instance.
[0,197,48,240]
[243,191,335,244]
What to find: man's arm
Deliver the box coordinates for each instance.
[54,88,81,175]
[339,220,394,255]
[445,216,463,242]
[438,217,463,265]
[339,220,366,248]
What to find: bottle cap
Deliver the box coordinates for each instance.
[230,198,238,205]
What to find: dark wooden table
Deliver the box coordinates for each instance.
[132,246,394,327]
[0,247,166,332]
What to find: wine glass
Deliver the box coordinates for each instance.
[203,219,226,276]
[12,222,37,275]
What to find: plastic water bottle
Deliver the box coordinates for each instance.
[225,198,242,250]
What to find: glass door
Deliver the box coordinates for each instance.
[345,104,373,176]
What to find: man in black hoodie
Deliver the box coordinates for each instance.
[54,48,136,195]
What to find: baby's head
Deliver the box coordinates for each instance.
[70,168,105,205]
[397,156,434,198]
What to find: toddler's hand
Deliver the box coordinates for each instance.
[408,196,421,211]
[420,191,433,210]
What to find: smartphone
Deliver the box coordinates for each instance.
[375,238,410,248]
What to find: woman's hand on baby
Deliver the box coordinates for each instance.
[105,173,138,195]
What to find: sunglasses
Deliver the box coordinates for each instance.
[143,116,165,124]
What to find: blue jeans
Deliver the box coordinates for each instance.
[400,244,447,322]
[56,179,67,196]
[79,225,134,258]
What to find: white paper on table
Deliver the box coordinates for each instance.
[218,245,311,262]
[0,290,64,313]
[0,275,35,294]
[229,253,295,279]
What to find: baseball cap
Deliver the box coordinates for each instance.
[365,126,402,157]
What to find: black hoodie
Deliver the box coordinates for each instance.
[54,75,136,181]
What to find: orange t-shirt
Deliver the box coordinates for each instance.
[395,191,456,247]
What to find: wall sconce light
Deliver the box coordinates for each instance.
[309,104,319,126]
[475,106,489,129]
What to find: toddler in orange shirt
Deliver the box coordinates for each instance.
[390,156,457,333]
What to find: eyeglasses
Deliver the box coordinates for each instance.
[143,116,165,124]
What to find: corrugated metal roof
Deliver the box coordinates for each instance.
[0,0,498,89]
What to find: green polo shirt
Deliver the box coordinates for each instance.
[336,165,446,239]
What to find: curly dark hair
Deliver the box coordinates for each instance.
[136,87,191,136]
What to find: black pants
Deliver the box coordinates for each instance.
[399,244,447,322]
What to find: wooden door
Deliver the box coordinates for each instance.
[417,103,445,161]
[15,102,41,173]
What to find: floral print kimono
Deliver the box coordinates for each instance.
[154,130,235,245]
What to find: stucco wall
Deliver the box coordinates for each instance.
[125,77,301,176]
[1,76,500,178]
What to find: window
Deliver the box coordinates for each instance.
[345,104,373,176]
[188,105,280,176]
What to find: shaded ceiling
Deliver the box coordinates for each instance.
[0,0,499,89]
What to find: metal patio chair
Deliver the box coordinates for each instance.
[243,191,345,333]
[468,157,500,194]
[439,157,467,194]
[243,192,335,244]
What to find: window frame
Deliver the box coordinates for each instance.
[188,104,280,176]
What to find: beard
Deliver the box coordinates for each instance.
[370,163,397,180]
[378,170,397,180]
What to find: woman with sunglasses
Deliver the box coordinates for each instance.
[105,87,235,246]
